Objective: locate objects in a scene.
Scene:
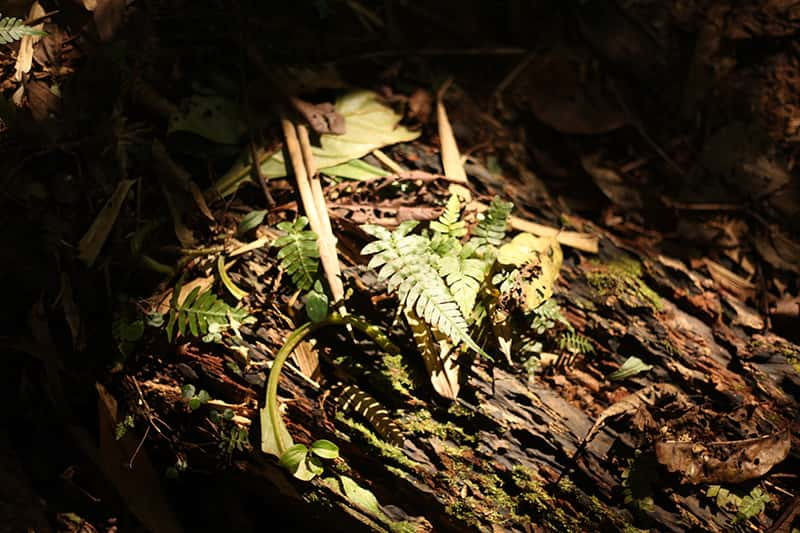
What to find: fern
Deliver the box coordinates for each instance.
[438,242,488,318]
[337,384,404,446]
[165,286,251,342]
[558,331,594,355]
[470,196,513,254]
[361,221,488,359]
[0,14,45,44]
[274,217,320,291]
[733,487,771,525]
[530,299,569,334]
[430,195,467,239]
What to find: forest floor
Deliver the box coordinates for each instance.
[2,1,800,532]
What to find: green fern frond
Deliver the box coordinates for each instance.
[438,243,489,318]
[470,196,513,254]
[558,331,594,355]
[165,286,251,342]
[430,195,467,239]
[0,15,46,44]
[361,222,488,359]
[274,217,320,291]
[337,384,404,446]
[530,298,569,334]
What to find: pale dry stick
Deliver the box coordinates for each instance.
[436,78,468,185]
[469,201,599,253]
[281,118,346,310]
[296,124,345,304]
[371,148,405,174]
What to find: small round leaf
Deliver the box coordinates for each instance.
[279,444,308,472]
[310,439,339,460]
[305,289,329,323]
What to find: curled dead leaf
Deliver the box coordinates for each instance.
[656,428,791,484]
[518,45,627,135]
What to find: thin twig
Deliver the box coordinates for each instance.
[281,118,345,305]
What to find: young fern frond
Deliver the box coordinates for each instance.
[165,286,251,342]
[470,196,513,255]
[274,217,320,291]
[438,243,489,318]
[337,384,404,446]
[0,15,45,44]
[530,298,570,334]
[361,222,488,359]
[558,331,594,355]
[430,195,467,239]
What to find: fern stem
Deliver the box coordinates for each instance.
[264,314,400,456]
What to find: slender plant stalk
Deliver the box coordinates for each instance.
[264,314,400,456]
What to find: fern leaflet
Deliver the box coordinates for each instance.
[470,196,513,254]
[438,242,488,318]
[430,195,467,239]
[558,331,594,355]
[0,14,45,44]
[337,384,404,446]
[165,286,251,342]
[361,222,488,359]
[274,217,320,291]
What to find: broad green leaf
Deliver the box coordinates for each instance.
[210,90,420,197]
[322,159,387,180]
[305,287,329,323]
[280,444,318,481]
[237,209,268,235]
[306,455,324,476]
[180,384,196,401]
[607,356,653,381]
[260,404,294,458]
[168,95,245,145]
[310,439,339,459]
[279,444,308,471]
[338,475,387,520]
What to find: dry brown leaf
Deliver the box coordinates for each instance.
[152,140,214,221]
[580,152,643,209]
[78,179,136,266]
[13,2,46,81]
[754,225,800,274]
[94,0,126,42]
[704,259,756,300]
[520,45,627,135]
[60,273,84,351]
[406,308,459,400]
[581,384,690,449]
[25,79,60,122]
[436,82,468,185]
[656,428,791,484]
[290,96,345,135]
[722,293,764,330]
[96,383,183,533]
